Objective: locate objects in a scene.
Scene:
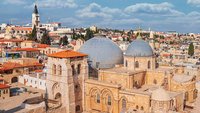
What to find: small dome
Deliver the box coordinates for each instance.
[125,39,153,57]
[151,87,170,101]
[79,36,123,69]
[172,74,194,83]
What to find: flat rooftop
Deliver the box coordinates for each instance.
[100,67,145,75]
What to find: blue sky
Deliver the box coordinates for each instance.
[1,0,200,33]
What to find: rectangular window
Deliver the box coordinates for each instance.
[108,96,111,105]
[97,94,100,103]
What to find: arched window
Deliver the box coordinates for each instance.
[108,95,111,105]
[76,105,80,111]
[185,92,189,101]
[193,89,198,99]
[135,61,139,68]
[52,64,56,75]
[58,65,62,75]
[77,64,81,74]
[71,65,75,76]
[97,93,100,103]
[136,105,139,109]
[148,61,151,69]
[125,60,128,67]
[141,106,144,110]
[153,79,157,84]
[122,99,126,110]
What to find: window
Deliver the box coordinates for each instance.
[125,60,128,67]
[77,64,81,74]
[135,61,139,68]
[136,105,139,109]
[185,92,189,101]
[141,106,144,110]
[159,101,164,107]
[76,105,80,112]
[122,99,126,110]
[97,93,100,103]
[108,96,111,105]
[71,65,75,76]
[153,79,157,84]
[193,89,198,99]
[52,64,56,75]
[148,61,151,69]
[58,65,62,75]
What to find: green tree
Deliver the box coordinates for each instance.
[85,29,94,41]
[123,37,126,41]
[188,42,194,56]
[28,25,37,41]
[41,31,51,45]
[59,38,63,45]
[59,35,69,46]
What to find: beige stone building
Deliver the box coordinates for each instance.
[0,58,43,83]
[46,50,88,113]
[45,35,197,113]
[11,48,40,58]
[21,40,37,48]
[0,83,10,99]
[79,35,197,113]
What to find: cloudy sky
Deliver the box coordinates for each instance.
[1,0,200,33]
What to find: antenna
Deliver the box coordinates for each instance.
[35,0,38,6]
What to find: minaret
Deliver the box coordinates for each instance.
[32,1,40,28]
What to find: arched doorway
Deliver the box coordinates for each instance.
[55,92,62,104]
[11,77,18,83]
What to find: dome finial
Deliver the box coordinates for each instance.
[137,26,142,39]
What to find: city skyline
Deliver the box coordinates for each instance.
[1,0,200,33]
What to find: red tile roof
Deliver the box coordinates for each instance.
[0,84,10,89]
[12,27,32,31]
[48,50,87,58]
[35,69,43,73]
[0,62,43,71]
[0,62,22,71]
[12,48,40,52]
[0,39,23,42]
[36,44,50,48]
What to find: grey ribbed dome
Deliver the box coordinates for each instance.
[79,36,123,69]
[125,39,153,57]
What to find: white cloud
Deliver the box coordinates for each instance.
[124,2,183,16]
[76,3,122,18]
[187,0,200,6]
[38,0,77,8]
[3,0,27,5]
[107,18,142,25]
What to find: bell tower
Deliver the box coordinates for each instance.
[32,0,40,28]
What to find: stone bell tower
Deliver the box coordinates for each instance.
[32,1,40,28]
[46,50,88,113]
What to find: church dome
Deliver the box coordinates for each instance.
[151,87,170,101]
[125,36,153,57]
[79,35,123,69]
